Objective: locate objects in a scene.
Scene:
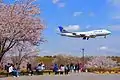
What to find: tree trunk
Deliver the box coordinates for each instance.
[0,52,4,63]
[0,62,3,70]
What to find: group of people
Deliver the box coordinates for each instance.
[5,63,20,77]
[26,62,45,75]
[53,63,84,75]
[4,62,45,77]
[4,62,85,77]
[35,62,45,75]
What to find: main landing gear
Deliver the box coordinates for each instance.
[104,36,106,38]
[83,37,89,40]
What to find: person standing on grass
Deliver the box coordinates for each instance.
[70,63,74,72]
[65,64,69,75]
[27,62,32,72]
[27,62,33,76]
[60,64,64,75]
[53,63,59,75]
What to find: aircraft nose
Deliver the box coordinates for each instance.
[107,31,111,34]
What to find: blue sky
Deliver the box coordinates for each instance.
[4,0,120,56]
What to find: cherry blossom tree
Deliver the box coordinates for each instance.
[86,56,117,68]
[8,41,39,68]
[0,0,45,62]
[53,54,82,65]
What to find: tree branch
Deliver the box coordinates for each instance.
[1,38,7,53]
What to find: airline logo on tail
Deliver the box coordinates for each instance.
[58,26,70,33]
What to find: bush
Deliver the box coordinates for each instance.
[87,67,120,73]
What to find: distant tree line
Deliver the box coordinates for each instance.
[35,55,120,69]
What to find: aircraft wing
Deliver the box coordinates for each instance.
[79,34,86,37]
[71,32,86,37]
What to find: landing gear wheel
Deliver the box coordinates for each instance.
[87,37,89,40]
[104,36,106,38]
[83,37,86,40]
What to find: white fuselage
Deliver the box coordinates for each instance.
[59,29,111,40]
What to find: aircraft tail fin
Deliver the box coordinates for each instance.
[58,26,70,33]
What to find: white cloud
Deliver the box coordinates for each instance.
[58,3,65,8]
[52,0,65,8]
[99,45,120,55]
[108,0,120,7]
[52,0,59,4]
[73,12,83,17]
[99,46,108,50]
[73,12,95,17]
[64,25,80,31]
[112,16,120,19]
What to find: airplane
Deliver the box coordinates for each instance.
[58,26,111,40]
